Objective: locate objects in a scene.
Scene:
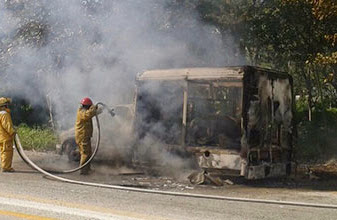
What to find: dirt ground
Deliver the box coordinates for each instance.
[11,150,337,206]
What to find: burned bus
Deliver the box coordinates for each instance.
[134,66,294,179]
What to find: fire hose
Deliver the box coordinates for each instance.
[15,102,111,174]
[13,110,337,210]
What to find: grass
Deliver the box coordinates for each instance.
[17,124,58,151]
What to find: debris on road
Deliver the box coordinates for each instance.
[188,171,223,186]
[224,179,234,185]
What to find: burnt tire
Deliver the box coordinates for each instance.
[62,138,80,162]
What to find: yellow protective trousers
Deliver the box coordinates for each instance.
[0,140,14,171]
[77,138,92,174]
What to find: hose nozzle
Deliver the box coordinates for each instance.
[96,102,115,118]
[107,108,115,117]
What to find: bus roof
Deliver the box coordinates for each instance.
[137,67,244,81]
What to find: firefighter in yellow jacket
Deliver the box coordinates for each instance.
[0,97,15,172]
[75,97,102,175]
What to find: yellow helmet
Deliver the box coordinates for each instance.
[0,97,11,107]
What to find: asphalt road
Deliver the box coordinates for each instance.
[0,153,337,220]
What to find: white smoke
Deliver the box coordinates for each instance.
[1,0,243,127]
[1,0,244,174]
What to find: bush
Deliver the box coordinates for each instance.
[17,124,58,151]
[11,98,50,126]
[295,108,337,163]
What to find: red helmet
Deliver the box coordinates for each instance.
[80,97,93,106]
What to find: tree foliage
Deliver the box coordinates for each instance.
[282,0,337,65]
[195,0,336,112]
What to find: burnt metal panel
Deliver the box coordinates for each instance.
[241,66,294,178]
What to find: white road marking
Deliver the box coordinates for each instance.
[0,196,138,220]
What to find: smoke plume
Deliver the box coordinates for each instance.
[1,0,243,174]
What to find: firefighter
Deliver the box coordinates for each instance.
[75,97,102,175]
[0,97,16,172]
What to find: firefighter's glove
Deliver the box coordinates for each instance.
[96,106,103,115]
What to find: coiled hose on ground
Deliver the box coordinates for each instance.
[13,108,337,210]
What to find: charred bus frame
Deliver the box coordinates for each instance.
[134,66,294,179]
